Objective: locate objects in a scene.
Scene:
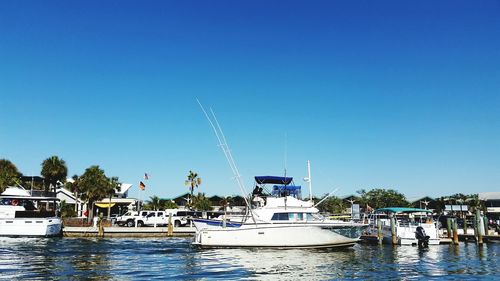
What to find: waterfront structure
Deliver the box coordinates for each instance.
[479,192,500,222]
[193,176,367,248]
[0,186,62,237]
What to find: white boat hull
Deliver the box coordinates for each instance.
[380,223,440,246]
[193,222,365,248]
[0,217,62,237]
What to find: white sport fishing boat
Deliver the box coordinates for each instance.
[193,176,367,248]
[0,186,62,237]
[194,101,367,248]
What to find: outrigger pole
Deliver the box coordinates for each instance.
[196,99,255,222]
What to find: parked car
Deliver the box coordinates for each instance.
[116,210,155,227]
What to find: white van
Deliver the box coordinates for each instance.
[143,210,188,227]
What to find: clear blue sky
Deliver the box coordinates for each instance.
[1,1,499,200]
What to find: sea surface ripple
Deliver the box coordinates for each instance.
[0,237,498,280]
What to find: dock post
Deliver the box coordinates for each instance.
[483,216,489,237]
[477,210,484,245]
[167,213,173,237]
[390,214,397,245]
[377,219,383,245]
[463,216,468,235]
[446,218,452,239]
[452,218,459,245]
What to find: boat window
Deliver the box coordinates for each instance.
[306,213,315,221]
[271,213,289,221]
[158,212,163,216]
[297,213,304,221]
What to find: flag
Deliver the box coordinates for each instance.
[144,173,149,180]
[139,181,146,190]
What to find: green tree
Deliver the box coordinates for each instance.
[192,193,213,211]
[185,171,202,210]
[60,200,77,218]
[147,195,161,211]
[79,165,110,222]
[106,176,120,219]
[0,159,22,192]
[41,156,68,195]
[219,196,232,212]
[159,199,178,210]
[316,196,347,214]
[357,188,409,210]
[65,175,81,215]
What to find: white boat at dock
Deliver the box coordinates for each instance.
[0,186,62,237]
[193,176,367,248]
[367,207,440,246]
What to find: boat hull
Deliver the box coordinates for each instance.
[193,223,365,248]
[0,217,62,237]
[379,223,440,246]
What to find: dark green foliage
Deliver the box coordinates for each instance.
[316,196,347,214]
[41,156,68,194]
[185,171,202,210]
[192,193,213,211]
[60,200,77,218]
[0,159,22,192]
[357,188,410,209]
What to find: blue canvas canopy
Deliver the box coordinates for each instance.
[254,176,293,185]
[376,207,432,213]
[272,185,301,197]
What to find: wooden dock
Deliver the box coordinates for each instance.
[63,226,196,238]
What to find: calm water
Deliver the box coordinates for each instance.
[0,237,498,280]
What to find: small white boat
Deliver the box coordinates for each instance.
[367,207,439,246]
[193,176,367,248]
[0,186,62,237]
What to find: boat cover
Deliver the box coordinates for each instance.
[376,207,432,213]
[272,185,301,197]
[254,176,293,185]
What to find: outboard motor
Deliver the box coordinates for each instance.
[415,226,430,248]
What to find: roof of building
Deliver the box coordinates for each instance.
[478,192,500,201]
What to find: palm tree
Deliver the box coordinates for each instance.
[185,171,202,210]
[65,174,81,215]
[0,159,22,192]
[79,165,110,222]
[192,193,213,211]
[106,176,120,219]
[41,156,68,196]
[219,196,232,212]
[147,195,161,211]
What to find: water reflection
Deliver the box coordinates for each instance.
[0,237,498,280]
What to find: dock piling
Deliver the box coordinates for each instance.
[377,219,383,245]
[167,213,173,237]
[452,219,459,245]
[446,218,452,239]
[390,214,397,245]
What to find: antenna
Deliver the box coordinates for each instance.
[284,132,287,178]
[196,99,252,211]
[303,160,312,201]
